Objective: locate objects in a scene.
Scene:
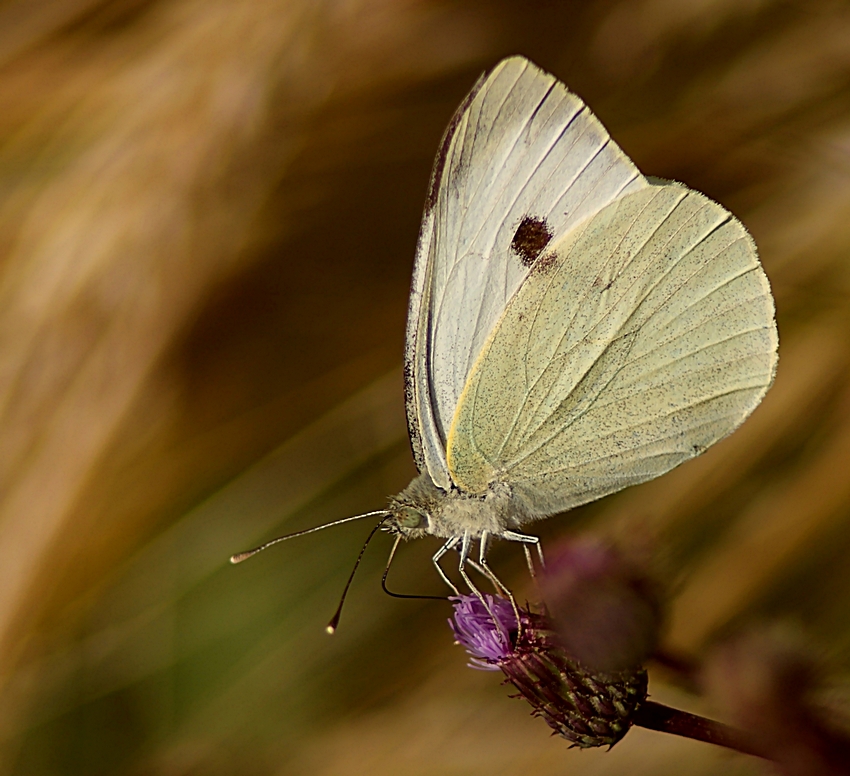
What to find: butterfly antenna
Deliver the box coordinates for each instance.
[230,510,391,564]
[326,517,390,634]
[381,535,448,601]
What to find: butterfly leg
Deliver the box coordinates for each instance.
[477,531,523,639]
[466,559,502,594]
[432,537,461,595]
[463,532,503,594]
[502,530,546,580]
[457,532,483,600]
[473,532,512,596]
[458,533,502,621]
[457,532,520,639]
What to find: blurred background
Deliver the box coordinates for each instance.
[0,0,849,773]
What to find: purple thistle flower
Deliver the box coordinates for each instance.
[449,594,516,670]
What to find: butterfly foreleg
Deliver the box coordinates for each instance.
[432,537,461,595]
[457,532,483,600]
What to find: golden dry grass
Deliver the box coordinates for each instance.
[0,0,849,773]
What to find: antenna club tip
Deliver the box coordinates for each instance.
[230,553,247,564]
[325,624,336,635]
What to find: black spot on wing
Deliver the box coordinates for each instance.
[511,215,553,267]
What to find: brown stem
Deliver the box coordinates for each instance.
[633,701,766,759]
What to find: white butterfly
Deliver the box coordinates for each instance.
[382,55,778,594]
[234,56,778,612]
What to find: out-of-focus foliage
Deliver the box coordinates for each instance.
[0,0,849,773]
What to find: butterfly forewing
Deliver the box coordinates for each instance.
[405,56,648,490]
[446,184,777,517]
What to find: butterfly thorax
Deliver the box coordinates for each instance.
[386,472,526,541]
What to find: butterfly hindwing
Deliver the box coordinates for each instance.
[404,56,648,490]
[446,183,778,517]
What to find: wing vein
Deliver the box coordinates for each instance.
[506,382,767,479]
[498,187,675,454]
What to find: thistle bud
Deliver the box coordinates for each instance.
[540,536,663,673]
[450,594,648,748]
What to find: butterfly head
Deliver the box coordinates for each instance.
[384,504,431,539]
[384,473,441,539]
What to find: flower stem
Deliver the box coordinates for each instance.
[633,701,765,758]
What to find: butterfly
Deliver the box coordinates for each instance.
[234,56,778,617]
[384,55,777,586]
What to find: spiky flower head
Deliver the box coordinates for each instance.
[450,594,648,748]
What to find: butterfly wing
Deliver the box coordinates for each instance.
[446,183,778,518]
[405,56,648,490]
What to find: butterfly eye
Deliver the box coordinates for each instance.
[397,507,426,530]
